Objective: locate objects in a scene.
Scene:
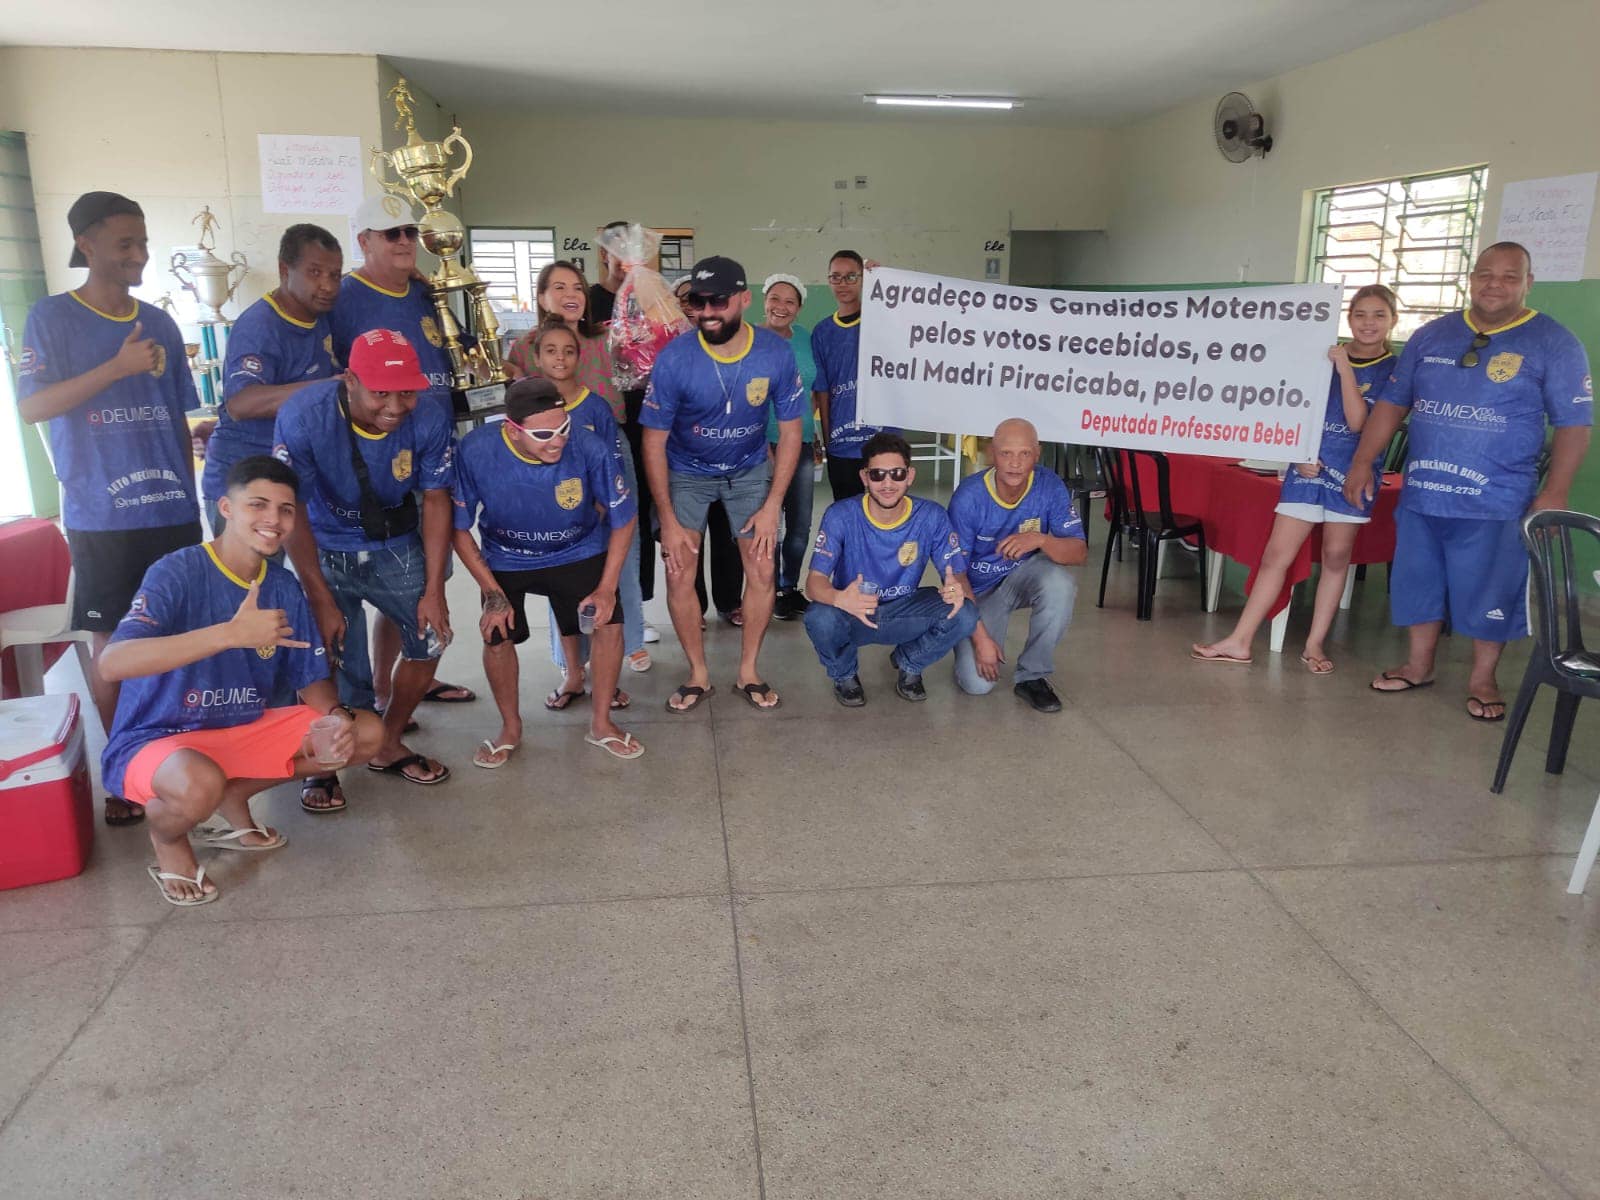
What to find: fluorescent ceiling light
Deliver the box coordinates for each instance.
[865,94,1021,111]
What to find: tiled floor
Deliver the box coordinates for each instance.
[3,495,1598,1199]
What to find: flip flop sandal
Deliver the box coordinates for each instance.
[104,796,146,827]
[193,823,288,852]
[584,732,645,760]
[367,753,452,785]
[1370,671,1435,692]
[666,684,714,713]
[473,740,519,769]
[611,689,631,711]
[147,863,219,907]
[545,688,587,711]
[422,683,476,704]
[1299,654,1335,675]
[1191,647,1252,665]
[1466,696,1507,722]
[300,775,347,814]
[735,681,782,710]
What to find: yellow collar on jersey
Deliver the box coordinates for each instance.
[699,323,754,364]
[862,493,912,530]
[350,271,410,300]
[69,290,137,322]
[264,291,316,329]
[1463,308,1538,336]
[983,467,1034,510]
[204,540,267,589]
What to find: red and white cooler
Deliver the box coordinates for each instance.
[0,693,93,890]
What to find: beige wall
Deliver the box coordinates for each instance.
[1099,0,1600,285]
[454,110,1111,284]
[0,47,388,322]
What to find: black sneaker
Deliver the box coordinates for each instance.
[832,674,866,707]
[773,588,801,621]
[895,668,927,702]
[1014,677,1062,713]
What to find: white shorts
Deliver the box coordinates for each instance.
[1274,501,1369,526]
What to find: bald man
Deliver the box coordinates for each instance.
[947,419,1087,712]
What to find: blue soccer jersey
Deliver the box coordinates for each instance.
[17,293,200,531]
[202,294,337,502]
[330,273,455,423]
[1277,351,1395,515]
[812,312,889,457]
[639,324,804,475]
[1387,311,1592,519]
[273,378,454,552]
[810,494,969,600]
[948,468,1085,595]
[453,423,635,571]
[101,543,328,797]
[563,387,624,458]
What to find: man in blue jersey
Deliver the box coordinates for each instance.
[1345,242,1592,720]
[640,255,805,713]
[331,192,476,710]
[202,223,341,535]
[18,191,204,827]
[274,330,454,785]
[948,419,1087,713]
[453,378,643,762]
[100,455,382,906]
[813,249,884,501]
[803,432,979,706]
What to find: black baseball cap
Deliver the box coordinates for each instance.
[67,191,144,268]
[504,376,564,423]
[685,255,747,297]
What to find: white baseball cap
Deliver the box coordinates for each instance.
[353,193,419,233]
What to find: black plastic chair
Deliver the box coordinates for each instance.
[1489,509,1600,794]
[1053,443,1102,546]
[1096,448,1207,620]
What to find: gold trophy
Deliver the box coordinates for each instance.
[370,78,508,418]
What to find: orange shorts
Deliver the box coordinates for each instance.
[121,705,321,804]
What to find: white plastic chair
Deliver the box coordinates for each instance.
[0,564,93,698]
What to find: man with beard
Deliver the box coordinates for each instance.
[18,191,204,827]
[640,256,804,713]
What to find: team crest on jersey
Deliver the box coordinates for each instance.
[556,477,584,510]
[419,316,443,348]
[1486,352,1522,383]
[897,540,919,566]
[323,334,335,360]
[746,378,769,406]
[1018,517,1041,534]
[149,344,166,377]
[1358,381,1371,395]
[256,645,276,660]
[392,449,413,482]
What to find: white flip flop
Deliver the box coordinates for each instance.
[584,732,645,760]
[193,824,287,853]
[472,740,519,770]
[146,864,219,907]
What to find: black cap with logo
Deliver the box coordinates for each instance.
[685,255,747,297]
[67,191,144,269]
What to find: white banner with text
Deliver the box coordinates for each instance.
[857,269,1343,462]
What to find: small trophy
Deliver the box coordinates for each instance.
[370,78,509,418]
[169,206,248,326]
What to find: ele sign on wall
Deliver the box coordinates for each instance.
[857,269,1343,462]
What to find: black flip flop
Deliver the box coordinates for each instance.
[1466,696,1507,722]
[300,774,347,814]
[367,753,451,785]
[1370,671,1435,693]
[421,682,476,704]
[735,681,781,711]
[103,796,145,827]
[545,688,586,711]
[666,684,714,713]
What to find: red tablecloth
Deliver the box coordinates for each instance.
[0,518,72,695]
[1106,453,1401,617]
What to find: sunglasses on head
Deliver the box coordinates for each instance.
[688,293,734,311]
[1460,331,1491,368]
[514,415,571,442]
[380,226,420,244]
[865,467,909,483]
[828,272,862,285]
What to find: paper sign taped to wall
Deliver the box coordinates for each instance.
[258,134,364,215]
[1496,173,1598,282]
[858,268,1341,461]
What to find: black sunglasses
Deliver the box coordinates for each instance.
[688,293,734,311]
[865,467,909,482]
[1460,331,1490,368]
[381,226,420,244]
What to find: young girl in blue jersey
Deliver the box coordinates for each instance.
[1192,284,1399,672]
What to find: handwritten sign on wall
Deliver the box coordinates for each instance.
[1495,173,1598,282]
[258,134,364,216]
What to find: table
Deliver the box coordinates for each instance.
[0,518,72,695]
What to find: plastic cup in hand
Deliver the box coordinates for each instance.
[309,715,348,766]
[578,603,598,635]
[859,581,880,598]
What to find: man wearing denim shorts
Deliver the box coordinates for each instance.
[1345,242,1592,721]
[640,255,804,713]
[274,329,454,783]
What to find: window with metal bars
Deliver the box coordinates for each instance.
[1304,166,1488,341]
[465,227,557,311]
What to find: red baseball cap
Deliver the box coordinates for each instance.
[347,329,430,392]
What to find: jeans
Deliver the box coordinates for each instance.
[319,539,444,710]
[953,554,1078,694]
[803,586,977,681]
[774,443,815,591]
